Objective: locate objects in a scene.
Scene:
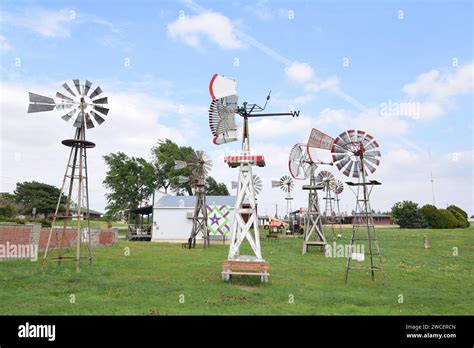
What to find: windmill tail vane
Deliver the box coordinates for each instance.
[208,73,300,146]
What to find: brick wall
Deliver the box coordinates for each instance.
[0,225,31,246]
[0,223,118,260]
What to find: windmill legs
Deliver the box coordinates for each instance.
[227,164,262,260]
[41,128,93,272]
[344,182,386,284]
[302,182,326,254]
[187,185,208,249]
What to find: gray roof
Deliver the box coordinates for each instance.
[155,195,235,208]
[69,207,103,215]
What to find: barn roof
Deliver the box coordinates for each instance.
[155,195,235,208]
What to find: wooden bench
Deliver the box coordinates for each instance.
[260,233,279,241]
[222,260,270,283]
[266,233,279,241]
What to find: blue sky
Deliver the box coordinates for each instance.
[0,0,472,215]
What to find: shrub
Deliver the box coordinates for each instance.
[0,204,17,217]
[0,216,51,227]
[391,201,424,228]
[447,205,469,228]
[437,209,459,229]
[420,205,441,228]
[420,205,461,229]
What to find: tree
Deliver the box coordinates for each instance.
[391,200,424,228]
[206,176,230,195]
[420,204,441,228]
[14,181,64,217]
[0,193,21,217]
[103,152,155,216]
[151,139,195,195]
[447,205,469,228]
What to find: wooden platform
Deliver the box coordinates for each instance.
[222,260,270,282]
[305,241,326,246]
[302,240,326,254]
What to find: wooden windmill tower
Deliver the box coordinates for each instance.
[175,150,212,249]
[208,73,299,282]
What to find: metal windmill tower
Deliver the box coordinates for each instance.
[317,170,337,239]
[317,171,336,219]
[271,175,294,219]
[332,179,345,230]
[208,73,299,282]
[175,150,213,249]
[27,79,109,272]
[289,128,335,254]
[331,129,386,283]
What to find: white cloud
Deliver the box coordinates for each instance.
[239,0,274,21]
[304,76,339,93]
[401,62,474,120]
[0,35,12,52]
[0,8,74,38]
[284,61,315,84]
[313,107,410,137]
[167,11,243,49]
[0,8,117,39]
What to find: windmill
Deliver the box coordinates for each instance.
[317,170,337,240]
[271,175,294,220]
[209,73,299,282]
[332,179,345,230]
[289,143,325,254]
[175,150,213,249]
[27,79,109,272]
[289,128,335,254]
[317,171,336,218]
[331,129,386,283]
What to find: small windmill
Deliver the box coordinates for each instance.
[332,179,345,229]
[317,171,336,219]
[175,150,213,249]
[331,129,386,283]
[317,170,337,240]
[271,175,294,220]
[27,79,109,272]
[208,73,299,282]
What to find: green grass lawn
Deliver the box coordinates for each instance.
[0,226,472,315]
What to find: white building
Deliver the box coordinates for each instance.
[152,194,235,243]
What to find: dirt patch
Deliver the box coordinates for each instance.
[238,285,260,292]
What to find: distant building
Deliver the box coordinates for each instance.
[58,207,103,219]
[342,214,393,225]
[152,194,235,243]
